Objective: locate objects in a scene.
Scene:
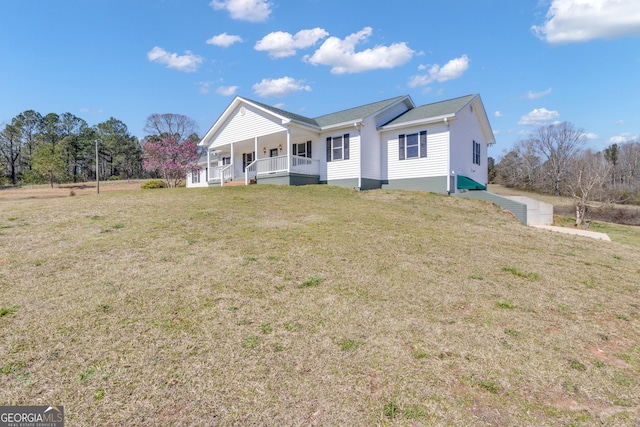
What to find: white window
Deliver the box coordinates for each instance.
[293,141,312,158]
[473,140,481,165]
[399,131,427,160]
[326,134,349,162]
[192,170,200,184]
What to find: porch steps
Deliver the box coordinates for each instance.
[223,179,256,187]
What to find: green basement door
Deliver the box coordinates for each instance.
[457,175,486,191]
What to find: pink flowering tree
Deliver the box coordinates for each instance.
[142,137,200,188]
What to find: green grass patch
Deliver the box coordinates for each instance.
[0,306,18,317]
[502,266,541,281]
[496,299,516,309]
[242,335,261,349]
[479,380,500,394]
[298,275,322,288]
[1,362,25,374]
[568,359,587,371]
[382,400,399,419]
[338,339,363,351]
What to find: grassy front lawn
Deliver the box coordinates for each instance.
[1,185,639,425]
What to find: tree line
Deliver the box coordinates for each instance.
[493,121,640,225]
[0,111,201,187]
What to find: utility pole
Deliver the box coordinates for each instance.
[95,139,100,194]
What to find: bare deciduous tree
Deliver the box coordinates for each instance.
[143,113,199,144]
[618,141,640,190]
[568,149,611,227]
[529,121,586,195]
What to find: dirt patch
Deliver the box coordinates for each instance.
[0,180,144,201]
[588,345,630,369]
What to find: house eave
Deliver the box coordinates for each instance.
[199,96,310,147]
[379,114,456,131]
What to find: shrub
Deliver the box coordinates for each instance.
[141,179,167,189]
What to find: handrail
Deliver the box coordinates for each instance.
[220,164,233,186]
[245,160,258,185]
[209,164,233,186]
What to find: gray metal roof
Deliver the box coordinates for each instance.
[244,94,477,130]
[245,98,319,127]
[382,94,477,126]
[245,95,407,129]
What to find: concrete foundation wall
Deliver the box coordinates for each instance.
[507,196,553,226]
[382,176,447,193]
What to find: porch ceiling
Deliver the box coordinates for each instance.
[209,127,317,152]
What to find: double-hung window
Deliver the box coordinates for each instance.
[192,169,200,184]
[473,140,481,165]
[399,131,427,160]
[293,141,312,158]
[326,134,350,162]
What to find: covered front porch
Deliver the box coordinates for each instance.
[206,129,320,186]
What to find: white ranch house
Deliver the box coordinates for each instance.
[188,94,495,193]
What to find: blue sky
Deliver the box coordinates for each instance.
[1,0,639,158]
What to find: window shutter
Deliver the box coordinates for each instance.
[326,137,332,162]
[344,134,349,160]
[307,141,312,158]
[399,134,405,160]
[293,143,297,156]
[420,131,427,158]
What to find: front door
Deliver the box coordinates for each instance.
[242,152,255,172]
[269,148,278,157]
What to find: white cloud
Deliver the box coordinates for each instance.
[518,108,560,125]
[526,87,553,99]
[252,76,311,97]
[147,47,203,72]
[198,82,213,94]
[583,132,599,139]
[210,0,272,22]
[532,0,640,43]
[408,55,470,87]
[207,32,243,47]
[255,28,329,58]
[217,85,238,96]
[615,119,625,125]
[304,27,414,74]
[609,132,639,143]
[494,111,503,117]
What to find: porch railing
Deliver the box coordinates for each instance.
[244,155,319,184]
[291,155,319,175]
[209,164,233,186]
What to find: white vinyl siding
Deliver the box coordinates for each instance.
[186,168,208,188]
[384,124,449,181]
[323,132,359,181]
[360,118,382,180]
[449,99,488,186]
[210,105,286,148]
[373,101,411,128]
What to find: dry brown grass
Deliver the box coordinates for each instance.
[0,180,144,201]
[1,185,639,425]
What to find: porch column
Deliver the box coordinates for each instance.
[286,127,291,173]
[254,136,259,159]
[207,149,212,182]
